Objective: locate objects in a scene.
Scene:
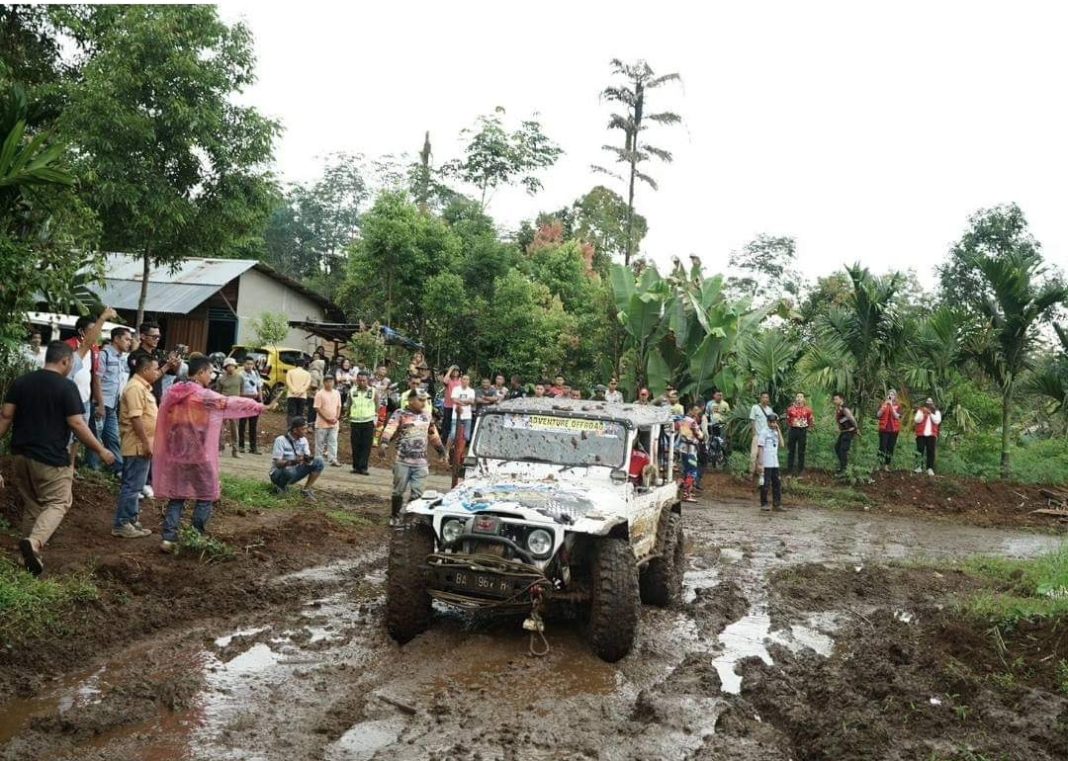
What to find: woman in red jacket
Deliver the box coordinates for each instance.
[876,389,903,471]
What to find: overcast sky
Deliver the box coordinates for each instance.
[220,0,1067,285]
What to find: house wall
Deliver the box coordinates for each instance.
[235,269,327,351]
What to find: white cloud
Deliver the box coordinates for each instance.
[220,0,1068,286]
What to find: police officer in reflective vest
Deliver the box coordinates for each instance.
[349,371,377,475]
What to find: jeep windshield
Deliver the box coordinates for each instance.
[473,412,628,468]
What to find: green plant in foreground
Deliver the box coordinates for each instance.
[221,474,298,510]
[326,510,374,529]
[0,557,98,644]
[1056,659,1068,696]
[175,526,235,563]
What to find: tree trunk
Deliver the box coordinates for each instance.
[624,161,636,266]
[135,250,151,331]
[1000,383,1012,479]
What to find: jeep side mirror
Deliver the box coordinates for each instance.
[610,468,628,485]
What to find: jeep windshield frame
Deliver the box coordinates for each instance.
[472,410,631,469]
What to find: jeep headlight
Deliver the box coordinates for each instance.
[441,519,464,544]
[526,528,553,558]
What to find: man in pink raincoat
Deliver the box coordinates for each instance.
[155,356,264,553]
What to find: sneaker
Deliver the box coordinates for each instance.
[142,485,154,499]
[272,485,288,496]
[301,489,317,502]
[772,504,787,512]
[330,460,341,468]
[19,538,43,577]
[760,505,772,512]
[683,495,698,503]
[926,468,935,476]
[112,523,152,538]
[231,449,241,459]
[160,540,176,554]
[358,470,370,476]
[249,449,260,455]
[913,467,923,474]
[134,521,145,531]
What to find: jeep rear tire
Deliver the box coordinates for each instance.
[588,536,640,662]
[386,523,435,644]
[640,511,685,607]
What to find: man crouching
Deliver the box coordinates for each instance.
[270,416,324,500]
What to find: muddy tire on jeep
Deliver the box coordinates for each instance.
[640,511,685,607]
[588,536,640,662]
[386,524,435,644]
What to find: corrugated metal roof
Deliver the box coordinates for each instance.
[95,254,258,314]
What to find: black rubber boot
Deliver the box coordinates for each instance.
[390,495,404,522]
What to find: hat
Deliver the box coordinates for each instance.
[356,369,370,377]
[289,416,307,430]
[595,384,608,392]
[765,412,779,422]
[222,357,237,367]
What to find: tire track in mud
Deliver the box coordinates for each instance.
[3,502,1063,761]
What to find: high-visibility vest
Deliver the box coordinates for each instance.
[914,409,940,438]
[349,387,377,423]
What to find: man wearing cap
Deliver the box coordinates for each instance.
[592,384,608,402]
[348,371,377,475]
[756,412,785,512]
[270,416,324,499]
[380,391,445,524]
[313,373,342,467]
[216,357,245,458]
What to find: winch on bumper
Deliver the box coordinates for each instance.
[423,511,560,611]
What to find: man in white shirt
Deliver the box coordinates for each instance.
[749,392,774,475]
[913,398,942,476]
[449,374,476,447]
[604,378,624,404]
[756,412,785,512]
[270,416,324,498]
[24,330,47,368]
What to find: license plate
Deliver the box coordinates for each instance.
[452,570,513,596]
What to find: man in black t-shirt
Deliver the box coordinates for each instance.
[0,342,116,576]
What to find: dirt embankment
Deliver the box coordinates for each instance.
[0,458,389,706]
[704,469,1067,531]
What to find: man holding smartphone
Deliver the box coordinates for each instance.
[269,416,324,499]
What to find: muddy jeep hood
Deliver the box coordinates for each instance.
[438,479,620,525]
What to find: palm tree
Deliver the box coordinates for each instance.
[967,251,1068,476]
[902,306,978,431]
[798,264,908,415]
[592,59,681,265]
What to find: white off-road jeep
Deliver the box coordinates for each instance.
[385,397,684,662]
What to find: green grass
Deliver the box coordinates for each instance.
[956,545,1068,627]
[0,557,98,645]
[326,509,374,529]
[175,525,236,563]
[220,474,300,510]
[784,479,873,509]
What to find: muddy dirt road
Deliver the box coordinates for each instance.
[2,500,1064,761]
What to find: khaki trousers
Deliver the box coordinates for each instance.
[12,454,74,548]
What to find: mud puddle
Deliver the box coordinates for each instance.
[3,500,1064,761]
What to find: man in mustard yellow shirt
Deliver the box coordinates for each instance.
[285,359,312,422]
[113,355,161,538]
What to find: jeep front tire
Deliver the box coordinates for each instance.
[587,536,640,662]
[639,511,684,607]
[385,523,435,644]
